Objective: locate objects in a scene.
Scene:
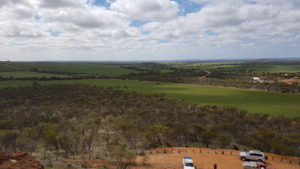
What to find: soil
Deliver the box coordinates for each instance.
[134,152,300,169]
[0,152,44,169]
[280,79,300,85]
[73,148,300,169]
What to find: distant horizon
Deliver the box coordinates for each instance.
[2,57,300,63]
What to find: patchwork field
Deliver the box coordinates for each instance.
[0,71,69,78]
[9,62,139,76]
[1,79,299,118]
[176,62,300,72]
[0,63,25,72]
[231,65,300,72]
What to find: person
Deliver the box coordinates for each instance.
[214,163,217,169]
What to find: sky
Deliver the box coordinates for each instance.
[0,0,300,61]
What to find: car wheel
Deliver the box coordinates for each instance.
[241,157,246,161]
[257,159,262,162]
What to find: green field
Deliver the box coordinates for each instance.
[228,65,300,72]
[0,63,25,72]
[0,71,69,78]
[10,62,139,76]
[1,79,299,118]
[175,62,300,72]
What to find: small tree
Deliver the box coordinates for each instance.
[108,144,136,169]
[198,130,218,148]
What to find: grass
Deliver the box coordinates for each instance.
[175,62,300,72]
[1,79,299,118]
[224,65,300,72]
[160,69,174,73]
[0,71,69,78]
[0,63,26,72]
[10,62,139,76]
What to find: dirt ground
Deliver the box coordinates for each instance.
[280,79,300,85]
[71,148,300,169]
[133,152,300,169]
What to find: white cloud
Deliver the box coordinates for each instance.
[39,0,84,8]
[110,0,179,21]
[0,0,300,61]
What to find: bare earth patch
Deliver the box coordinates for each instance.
[69,148,300,169]
[135,152,300,169]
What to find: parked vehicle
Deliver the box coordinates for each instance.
[243,161,275,169]
[182,157,195,169]
[239,150,267,162]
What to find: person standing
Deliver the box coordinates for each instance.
[214,163,217,169]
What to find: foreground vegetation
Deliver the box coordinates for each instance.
[0,84,299,161]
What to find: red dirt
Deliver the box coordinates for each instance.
[0,152,44,169]
[135,152,300,169]
[280,79,300,85]
[73,148,300,169]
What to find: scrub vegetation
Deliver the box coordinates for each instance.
[0,84,299,161]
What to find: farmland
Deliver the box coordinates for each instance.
[177,62,300,72]
[0,63,25,71]
[9,62,139,76]
[0,71,69,78]
[1,79,299,118]
[0,60,300,118]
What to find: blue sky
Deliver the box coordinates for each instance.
[0,0,299,61]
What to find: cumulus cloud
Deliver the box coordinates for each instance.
[110,0,179,21]
[39,0,82,8]
[0,0,300,61]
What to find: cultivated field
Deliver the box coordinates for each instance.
[0,71,69,78]
[1,79,299,118]
[9,62,139,76]
[177,62,300,72]
[0,63,25,72]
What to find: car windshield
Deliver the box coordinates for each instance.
[185,163,194,167]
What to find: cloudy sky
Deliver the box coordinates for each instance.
[1,0,300,61]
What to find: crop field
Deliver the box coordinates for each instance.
[10,62,139,76]
[174,62,300,72]
[0,71,69,78]
[228,65,300,72]
[0,63,25,72]
[1,79,299,118]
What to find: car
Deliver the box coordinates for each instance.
[183,157,195,169]
[243,161,275,169]
[239,150,267,162]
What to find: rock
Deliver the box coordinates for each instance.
[0,152,44,169]
[10,159,17,163]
